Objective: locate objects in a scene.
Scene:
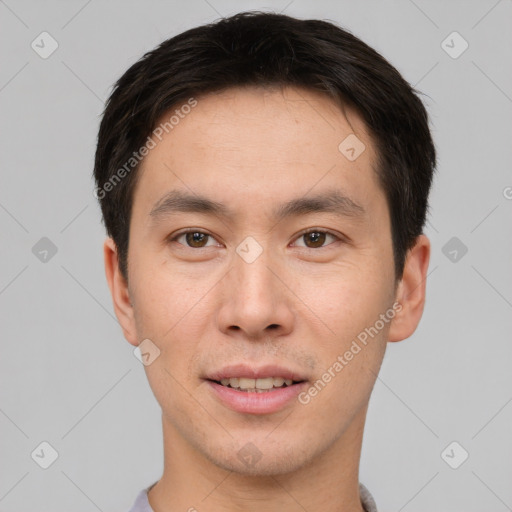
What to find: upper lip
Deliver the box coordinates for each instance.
[205,364,308,382]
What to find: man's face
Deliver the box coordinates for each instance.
[125,86,397,475]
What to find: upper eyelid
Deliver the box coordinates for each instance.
[294,228,340,239]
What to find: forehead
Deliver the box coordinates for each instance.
[163,85,373,160]
[133,85,383,222]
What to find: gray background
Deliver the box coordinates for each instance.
[1,0,511,510]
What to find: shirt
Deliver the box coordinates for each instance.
[127,481,378,512]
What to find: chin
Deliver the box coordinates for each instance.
[201,436,315,477]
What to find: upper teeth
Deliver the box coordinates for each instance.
[220,377,293,390]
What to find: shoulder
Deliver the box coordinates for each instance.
[360,482,378,512]
[126,482,157,512]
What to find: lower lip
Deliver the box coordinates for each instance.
[206,380,308,415]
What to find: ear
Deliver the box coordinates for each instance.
[103,237,138,346]
[388,234,431,342]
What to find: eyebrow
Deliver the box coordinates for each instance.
[149,189,365,223]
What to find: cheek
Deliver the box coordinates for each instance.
[131,257,193,332]
[302,260,393,339]
[301,277,390,419]
[130,279,193,385]
[134,273,205,410]
[305,262,392,401]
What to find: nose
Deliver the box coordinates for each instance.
[216,247,294,340]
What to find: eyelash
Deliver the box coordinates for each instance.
[167,228,343,249]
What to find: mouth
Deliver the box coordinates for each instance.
[204,364,309,414]
[207,376,305,393]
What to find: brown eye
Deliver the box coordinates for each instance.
[185,232,209,247]
[304,231,326,248]
[169,230,217,248]
[294,230,339,249]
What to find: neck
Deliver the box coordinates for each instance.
[148,406,368,512]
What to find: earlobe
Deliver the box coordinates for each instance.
[388,234,431,343]
[103,237,138,346]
